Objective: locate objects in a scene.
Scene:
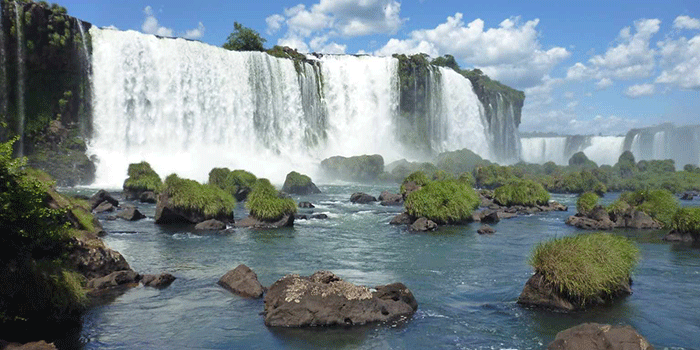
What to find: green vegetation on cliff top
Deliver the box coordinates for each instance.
[529,233,639,303]
[246,179,297,222]
[405,179,479,224]
[163,174,236,218]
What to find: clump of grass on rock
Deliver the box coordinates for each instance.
[493,179,550,207]
[620,189,678,227]
[404,180,479,224]
[159,174,236,222]
[400,171,430,196]
[281,171,321,195]
[576,192,599,216]
[528,233,639,306]
[208,168,257,201]
[246,179,297,222]
[123,161,162,198]
[671,207,700,238]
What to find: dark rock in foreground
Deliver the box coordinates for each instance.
[410,217,437,232]
[350,192,377,204]
[390,212,414,225]
[517,272,632,312]
[88,190,119,211]
[195,219,227,231]
[68,238,132,280]
[263,271,417,327]
[117,207,146,221]
[141,273,176,289]
[218,264,265,298]
[547,323,654,350]
[87,270,140,291]
[479,209,500,224]
[139,191,157,203]
[94,201,116,213]
[235,214,294,229]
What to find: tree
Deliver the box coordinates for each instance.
[223,22,266,52]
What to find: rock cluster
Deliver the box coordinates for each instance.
[566,206,661,230]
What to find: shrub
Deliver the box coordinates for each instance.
[473,164,519,189]
[223,22,266,51]
[493,179,550,207]
[568,152,597,168]
[434,148,489,175]
[606,199,630,218]
[320,154,384,182]
[404,180,479,224]
[400,171,430,195]
[577,192,599,215]
[457,172,475,187]
[246,179,297,221]
[208,168,257,200]
[620,189,679,227]
[670,208,700,238]
[123,161,162,193]
[529,233,639,303]
[163,174,236,218]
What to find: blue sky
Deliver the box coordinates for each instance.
[60,0,699,135]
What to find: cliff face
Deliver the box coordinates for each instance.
[0,0,94,185]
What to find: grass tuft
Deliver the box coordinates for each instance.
[529,233,639,303]
[620,189,679,227]
[576,192,599,215]
[208,168,257,200]
[671,207,700,238]
[123,161,162,193]
[163,174,236,218]
[246,179,297,221]
[493,179,550,207]
[400,171,430,195]
[404,180,479,224]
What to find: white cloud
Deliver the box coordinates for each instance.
[674,15,700,30]
[266,14,285,35]
[309,35,347,53]
[595,78,613,90]
[656,33,700,90]
[141,5,205,40]
[624,83,655,98]
[278,34,310,53]
[520,109,638,135]
[564,91,574,99]
[375,14,570,88]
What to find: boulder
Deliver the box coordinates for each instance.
[320,154,384,182]
[117,207,146,221]
[547,323,654,350]
[662,231,695,242]
[218,264,265,298]
[479,209,500,224]
[67,238,132,280]
[379,191,403,206]
[624,210,663,229]
[517,272,632,312]
[410,217,437,232]
[263,271,417,327]
[141,273,176,289]
[401,181,421,199]
[281,171,322,195]
[235,214,294,229]
[390,212,414,225]
[350,192,377,204]
[310,214,328,220]
[478,224,495,234]
[155,191,233,225]
[0,340,58,350]
[566,214,616,230]
[88,190,119,211]
[87,270,140,290]
[139,191,157,203]
[195,219,226,231]
[93,201,116,214]
[298,201,315,208]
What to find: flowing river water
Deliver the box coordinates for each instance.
[71,185,700,349]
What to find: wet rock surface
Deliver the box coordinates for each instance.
[547,323,654,350]
[218,264,265,299]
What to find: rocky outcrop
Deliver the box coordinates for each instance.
[87,270,140,291]
[566,206,662,230]
[263,271,417,327]
[663,231,697,243]
[155,192,234,225]
[195,219,227,231]
[379,191,403,206]
[235,214,294,229]
[410,217,437,232]
[517,272,632,312]
[94,201,116,214]
[67,238,132,280]
[139,191,157,204]
[218,264,265,298]
[88,190,119,211]
[281,171,322,195]
[547,323,654,350]
[116,207,146,221]
[320,155,384,182]
[350,192,377,204]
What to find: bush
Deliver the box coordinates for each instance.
[434,148,489,175]
[577,192,599,215]
[671,208,700,238]
[493,179,550,207]
[620,189,679,227]
[222,22,266,51]
[404,180,479,224]
[163,174,236,218]
[606,199,630,218]
[529,233,639,303]
[473,164,519,189]
[123,161,162,193]
[400,171,430,195]
[457,172,475,187]
[320,154,384,182]
[246,179,297,222]
[281,171,319,194]
[568,152,597,168]
[208,168,257,200]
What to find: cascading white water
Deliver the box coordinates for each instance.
[435,67,491,158]
[520,136,624,165]
[652,131,666,160]
[520,137,568,165]
[14,1,25,156]
[582,136,624,165]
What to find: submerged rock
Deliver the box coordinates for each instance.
[350,192,377,204]
[235,214,294,229]
[547,323,654,350]
[410,217,437,232]
[298,201,315,208]
[218,264,265,299]
[263,271,417,327]
[195,219,227,231]
[390,212,414,225]
[87,270,140,290]
[478,224,495,234]
[141,273,176,289]
[117,207,146,221]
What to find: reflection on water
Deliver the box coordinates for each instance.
[73,187,700,349]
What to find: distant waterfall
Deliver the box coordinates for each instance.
[88,28,511,187]
[520,135,624,165]
[625,125,700,168]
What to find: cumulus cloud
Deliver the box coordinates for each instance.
[655,28,700,90]
[374,14,570,88]
[595,78,613,90]
[674,15,700,30]
[269,0,407,52]
[141,5,205,39]
[624,83,655,98]
[520,109,638,135]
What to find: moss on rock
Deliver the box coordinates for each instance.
[493,179,550,207]
[576,192,600,216]
[246,179,297,222]
[123,161,162,198]
[208,167,258,201]
[620,189,679,227]
[281,171,321,195]
[320,154,384,182]
[158,174,236,223]
[404,180,479,225]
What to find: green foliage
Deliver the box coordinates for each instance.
[547,170,607,195]
[123,161,162,193]
[576,192,600,215]
[457,172,476,187]
[671,208,700,238]
[568,152,597,168]
[615,151,637,179]
[620,189,679,227]
[606,199,630,218]
[529,233,639,303]
[493,179,550,207]
[246,179,297,221]
[684,164,700,173]
[320,154,384,182]
[207,168,257,200]
[474,164,520,189]
[434,148,490,176]
[163,174,236,218]
[223,22,266,51]
[637,159,675,173]
[430,54,460,71]
[283,171,312,188]
[400,171,430,195]
[405,180,480,224]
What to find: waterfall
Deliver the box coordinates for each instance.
[520,136,624,165]
[624,125,700,168]
[520,137,568,165]
[582,136,624,165]
[14,1,25,156]
[76,20,92,137]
